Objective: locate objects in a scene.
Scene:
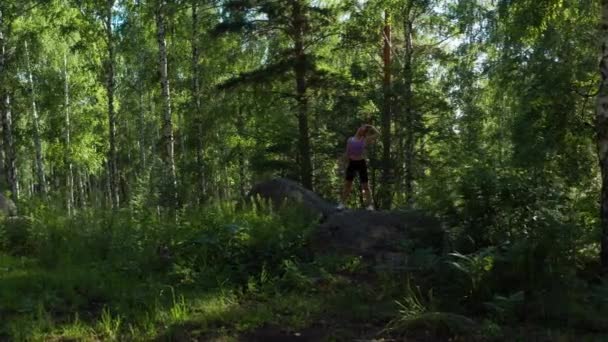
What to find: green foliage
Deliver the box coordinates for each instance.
[0,217,33,255]
[449,247,496,298]
[484,291,524,323]
[98,307,122,340]
[384,279,477,337]
[0,0,607,340]
[0,201,320,340]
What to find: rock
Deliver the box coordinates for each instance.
[311,209,445,270]
[247,178,446,272]
[0,194,17,217]
[247,178,337,218]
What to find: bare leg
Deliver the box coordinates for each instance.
[361,182,372,208]
[341,180,353,204]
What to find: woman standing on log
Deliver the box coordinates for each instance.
[337,124,380,211]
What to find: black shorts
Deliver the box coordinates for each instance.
[345,159,368,183]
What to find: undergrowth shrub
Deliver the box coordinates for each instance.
[173,202,316,286]
[419,165,607,332]
[0,199,319,340]
[384,279,477,338]
[0,199,316,289]
[0,216,33,255]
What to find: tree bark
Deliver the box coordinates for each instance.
[78,168,87,207]
[105,0,119,208]
[292,0,313,190]
[237,104,247,198]
[156,0,177,207]
[0,10,18,201]
[402,8,415,207]
[1,94,17,201]
[379,10,392,209]
[597,0,608,271]
[64,52,74,215]
[0,124,5,186]
[138,79,146,173]
[24,41,46,196]
[0,12,5,186]
[135,0,147,173]
[191,0,205,203]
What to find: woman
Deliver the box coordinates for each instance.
[337,124,380,210]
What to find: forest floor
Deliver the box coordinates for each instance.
[1,201,608,341]
[2,250,606,342]
[0,252,401,341]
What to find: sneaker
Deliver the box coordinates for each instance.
[336,203,346,210]
[366,205,374,211]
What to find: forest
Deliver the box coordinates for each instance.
[1,0,608,340]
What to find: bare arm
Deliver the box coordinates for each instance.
[365,125,380,143]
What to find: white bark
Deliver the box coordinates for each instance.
[0,9,18,200]
[78,168,87,207]
[25,40,46,195]
[156,0,177,207]
[105,0,119,208]
[191,0,205,203]
[64,52,74,215]
[402,7,414,207]
[136,0,147,172]
[1,94,17,200]
[380,10,392,209]
[597,0,608,270]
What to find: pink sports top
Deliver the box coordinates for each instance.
[346,137,366,159]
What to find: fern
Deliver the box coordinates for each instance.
[384,280,477,337]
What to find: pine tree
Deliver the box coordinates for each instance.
[216,0,337,190]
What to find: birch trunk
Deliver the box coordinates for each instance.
[237,104,247,198]
[402,9,415,207]
[191,0,205,203]
[379,10,392,209]
[0,36,4,188]
[136,0,147,173]
[156,0,177,207]
[597,0,608,270]
[1,94,17,201]
[105,0,119,208]
[64,53,74,214]
[25,41,46,195]
[0,10,18,201]
[79,168,88,207]
[138,87,146,172]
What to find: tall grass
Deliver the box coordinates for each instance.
[0,201,317,340]
[2,198,607,341]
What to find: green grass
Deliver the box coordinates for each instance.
[1,202,608,341]
[0,251,391,341]
[0,203,337,341]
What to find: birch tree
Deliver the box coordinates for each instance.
[24,40,47,195]
[64,52,74,214]
[0,6,19,200]
[597,0,608,271]
[155,0,177,207]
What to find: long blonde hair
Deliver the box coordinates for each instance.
[355,125,370,138]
